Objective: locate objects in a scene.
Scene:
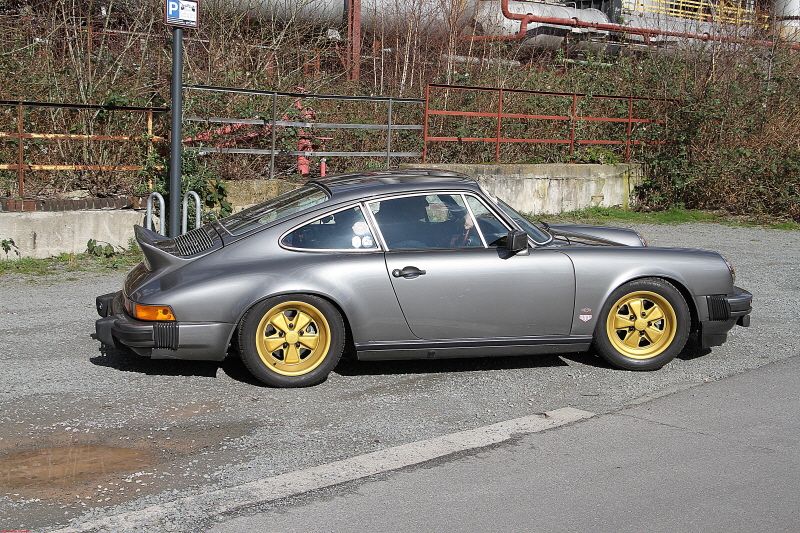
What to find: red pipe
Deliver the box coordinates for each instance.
[468,0,800,50]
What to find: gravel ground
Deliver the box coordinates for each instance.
[0,223,797,532]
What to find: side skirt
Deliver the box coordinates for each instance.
[355,336,593,361]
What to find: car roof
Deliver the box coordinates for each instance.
[308,169,480,202]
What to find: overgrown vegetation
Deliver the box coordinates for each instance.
[1,237,19,258]
[0,239,143,275]
[1,0,798,220]
[138,149,233,223]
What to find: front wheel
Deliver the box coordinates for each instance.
[239,295,345,387]
[593,278,690,371]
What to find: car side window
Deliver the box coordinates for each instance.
[281,205,377,250]
[465,196,510,246]
[370,194,483,250]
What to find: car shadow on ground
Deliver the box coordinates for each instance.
[91,338,707,386]
[559,350,615,369]
[90,341,580,385]
[677,344,713,362]
[89,338,271,386]
[90,343,221,377]
[333,352,574,378]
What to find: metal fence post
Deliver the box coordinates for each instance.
[269,91,277,180]
[423,84,430,163]
[17,103,24,198]
[570,94,578,156]
[386,98,393,168]
[625,96,634,163]
[495,89,503,163]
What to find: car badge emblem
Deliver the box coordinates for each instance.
[579,314,592,322]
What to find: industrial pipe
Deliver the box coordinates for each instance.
[468,0,800,50]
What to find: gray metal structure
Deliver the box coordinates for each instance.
[95,170,750,387]
[183,85,424,179]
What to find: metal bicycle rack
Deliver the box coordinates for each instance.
[145,192,166,235]
[145,191,202,236]
[182,191,202,234]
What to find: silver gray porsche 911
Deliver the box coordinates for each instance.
[95,169,751,387]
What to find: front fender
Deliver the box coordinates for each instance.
[565,247,734,335]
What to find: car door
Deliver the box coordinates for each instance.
[369,193,575,340]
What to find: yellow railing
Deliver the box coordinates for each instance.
[625,0,756,25]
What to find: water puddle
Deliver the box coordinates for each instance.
[1,445,154,490]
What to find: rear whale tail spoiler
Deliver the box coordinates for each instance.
[134,225,186,272]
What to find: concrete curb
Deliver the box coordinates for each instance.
[51,407,594,533]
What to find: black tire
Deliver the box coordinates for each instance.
[593,277,690,371]
[238,294,345,387]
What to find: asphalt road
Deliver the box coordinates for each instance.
[207,353,800,533]
[0,223,797,532]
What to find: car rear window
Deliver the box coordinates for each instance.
[219,185,329,236]
[282,206,377,250]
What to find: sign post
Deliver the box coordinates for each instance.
[164,1,198,237]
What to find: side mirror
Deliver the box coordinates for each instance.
[506,230,528,252]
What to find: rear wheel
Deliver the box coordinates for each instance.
[594,278,690,371]
[239,295,344,387]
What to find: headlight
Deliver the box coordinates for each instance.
[124,296,176,321]
[720,254,736,284]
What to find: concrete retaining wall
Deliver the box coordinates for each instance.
[405,163,642,215]
[0,210,145,259]
[0,165,640,258]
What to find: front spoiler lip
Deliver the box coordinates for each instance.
[699,286,752,348]
[728,286,752,319]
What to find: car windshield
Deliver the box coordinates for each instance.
[219,184,329,236]
[496,199,551,243]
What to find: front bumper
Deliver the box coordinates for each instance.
[699,286,752,348]
[95,291,234,361]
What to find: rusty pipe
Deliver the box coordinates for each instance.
[468,0,800,50]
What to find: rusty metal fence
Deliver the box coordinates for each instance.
[0,100,167,199]
[1,85,674,209]
[423,84,674,164]
[182,85,425,178]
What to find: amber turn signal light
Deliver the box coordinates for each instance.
[125,297,176,321]
[134,305,176,321]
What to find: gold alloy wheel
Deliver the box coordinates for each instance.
[606,290,678,360]
[255,301,332,376]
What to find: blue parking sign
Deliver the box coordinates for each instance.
[165,0,199,28]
